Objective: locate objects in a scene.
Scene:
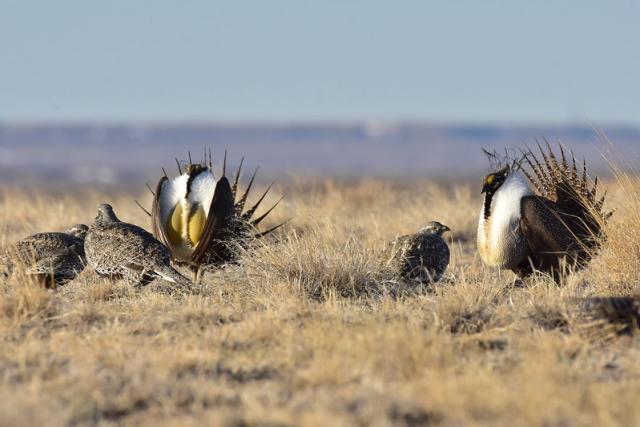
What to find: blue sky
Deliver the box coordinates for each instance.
[1,1,638,124]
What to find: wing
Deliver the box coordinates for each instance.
[90,224,150,267]
[521,142,609,251]
[191,176,236,266]
[25,255,65,275]
[519,195,584,275]
[151,176,172,249]
[409,236,450,273]
[26,252,83,280]
[13,233,73,260]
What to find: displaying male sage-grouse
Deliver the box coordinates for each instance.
[147,150,285,269]
[85,204,192,287]
[1,224,88,288]
[391,221,451,283]
[477,142,611,281]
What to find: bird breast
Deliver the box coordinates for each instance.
[166,199,206,248]
[157,168,215,260]
[477,172,533,269]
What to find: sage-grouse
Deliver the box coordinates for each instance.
[477,143,610,281]
[391,221,451,283]
[85,204,192,287]
[2,224,88,288]
[149,151,285,269]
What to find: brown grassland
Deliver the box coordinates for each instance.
[1,170,640,426]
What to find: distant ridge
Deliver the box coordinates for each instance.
[1,121,638,184]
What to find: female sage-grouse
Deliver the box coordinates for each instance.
[477,143,610,281]
[1,224,88,288]
[85,204,192,288]
[391,221,451,283]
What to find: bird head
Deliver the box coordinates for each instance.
[96,203,120,223]
[481,166,509,195]
[66,224,89,239]
[186,163,207,176]
[421,221,450,236]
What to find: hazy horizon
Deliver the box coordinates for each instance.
[2,2,639,184]
[1,121,636,186]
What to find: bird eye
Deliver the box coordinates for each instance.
[486,175,495,185]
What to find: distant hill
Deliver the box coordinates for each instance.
[1,121,638,185]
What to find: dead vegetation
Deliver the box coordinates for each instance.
[1,177,639,426]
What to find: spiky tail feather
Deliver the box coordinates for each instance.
[520,141,611,264]
[521,141,611,220]
[224,157,287,244]
[225,156,283,231]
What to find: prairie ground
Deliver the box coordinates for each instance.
[1,175,640,427]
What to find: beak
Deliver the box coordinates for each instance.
[442,225,451,232]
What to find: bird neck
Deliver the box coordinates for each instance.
[483,171,533,222]
[98,212,120,224]
[483,191,494,221]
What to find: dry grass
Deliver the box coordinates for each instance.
[1,177,640,427]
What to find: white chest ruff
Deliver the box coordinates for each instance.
[157,169,217,260]
[477,172,533,269]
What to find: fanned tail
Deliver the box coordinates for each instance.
[520,141,611,265]
[228,158,284,237]
[235,167,258,215]
[201,155,286,266]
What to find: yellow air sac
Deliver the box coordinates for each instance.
[166,204,184,246]
[188,205,206,246]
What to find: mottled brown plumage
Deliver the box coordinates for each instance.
[85,204,191,288]
[390,221,450,283]
[2,224,88,288]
